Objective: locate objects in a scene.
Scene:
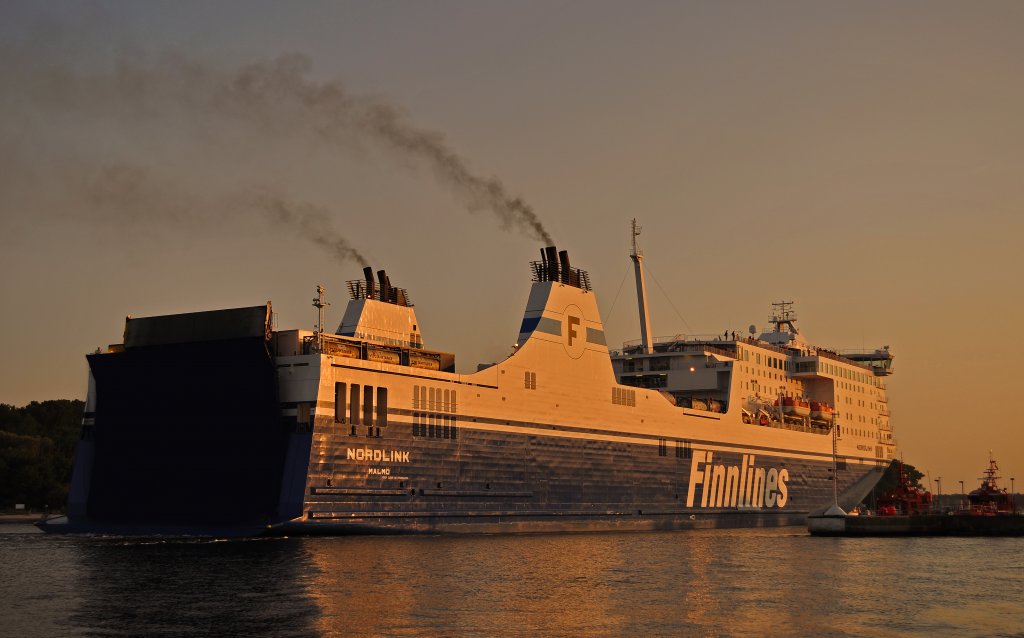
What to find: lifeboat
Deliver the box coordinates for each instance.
[775,396,811,417]
[810,401,834,423]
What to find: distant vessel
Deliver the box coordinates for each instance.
[42,223,896,536]
[964,454,1016,515]
[809,455,1023,536]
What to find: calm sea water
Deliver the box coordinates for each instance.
[1,524,1021,638]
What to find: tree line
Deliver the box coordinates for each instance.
[0,400,84,511]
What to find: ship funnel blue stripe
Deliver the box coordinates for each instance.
[518,316,541,335]
[587,328,606,346]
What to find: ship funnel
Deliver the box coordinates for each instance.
[340,266,420,347]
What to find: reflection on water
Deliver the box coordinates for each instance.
[2,525,1023,637]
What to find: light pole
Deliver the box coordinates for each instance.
[935,477,942,513]
[959,480,965,512]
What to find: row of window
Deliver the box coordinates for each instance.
[412,384,458,440]
[612,387,637,406]
[621,357,672,373]
[334,382,388,430]
[841,426,877,439]
[413,385,457,413]
[524,371,537,390]
[413,413,458,439]
[656,439,693,458]
[621,375,668,389]
[739,349,786,370]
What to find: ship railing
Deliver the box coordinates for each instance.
[617,339,739,360]
[740,338,795,357]
[813,349,874,372]
[346,280,414,306]
[839,347,893,358]
[305,330,423,353]
[623,334,738,346]
[662,335,802,358]
[529,261,592,291]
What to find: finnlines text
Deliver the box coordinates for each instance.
[346,448,410,462]
[686,451,789,508]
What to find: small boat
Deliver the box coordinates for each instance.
[963,454,1015,515]
[775,396,810,418]
[809,401,834,423]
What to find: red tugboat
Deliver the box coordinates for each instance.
[965,454,1015,515]
[876,461,932,516]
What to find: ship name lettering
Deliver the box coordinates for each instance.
[685,451,789,509]
[346,448,411,463]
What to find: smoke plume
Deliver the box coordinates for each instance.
[248,193,369,267]
[0,35,554,260]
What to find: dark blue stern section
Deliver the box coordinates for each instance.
[43,305,311,536]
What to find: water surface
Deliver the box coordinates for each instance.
[1,525,1021,637]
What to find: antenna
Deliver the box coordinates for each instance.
[313,284,331,351]
[631,218,642,258]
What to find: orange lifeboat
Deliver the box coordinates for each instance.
[810,401,834,423]
[775,396,811,418]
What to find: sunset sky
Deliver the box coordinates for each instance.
[2,1,1022,487]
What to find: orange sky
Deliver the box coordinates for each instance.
[2,1,1022,487]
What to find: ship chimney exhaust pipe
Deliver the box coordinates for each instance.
[377,270,391,304]
[630,219,654,354]
[558,250,571,284]
[363,266,376,299]
[544,246,559,282]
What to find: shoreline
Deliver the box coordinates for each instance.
[0,513,53,524]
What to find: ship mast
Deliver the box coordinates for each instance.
[630,219,654,354]
[312,284,330,352]
[831,416,840,508]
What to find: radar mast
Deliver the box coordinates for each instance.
[630,219,654,354]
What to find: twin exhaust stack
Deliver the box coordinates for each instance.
[359,266,409,307]
[535,245,590,291]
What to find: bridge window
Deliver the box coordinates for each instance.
[649,357,670,371]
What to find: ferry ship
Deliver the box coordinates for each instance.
[41,223,896,535]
